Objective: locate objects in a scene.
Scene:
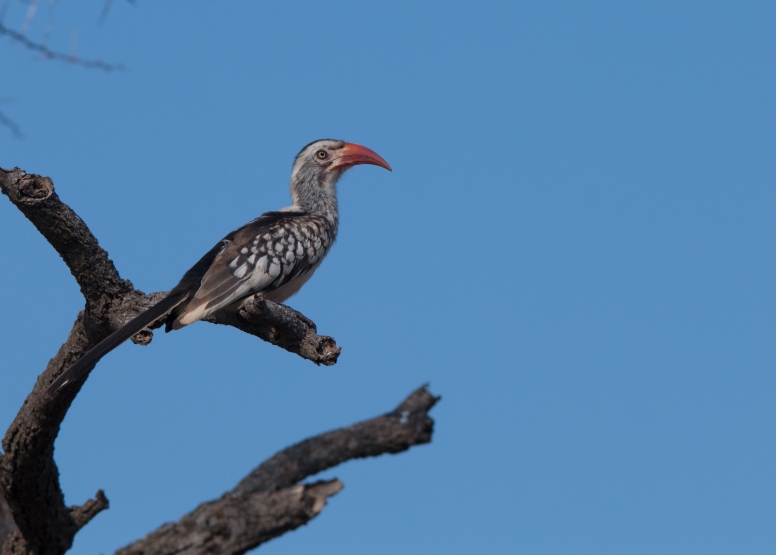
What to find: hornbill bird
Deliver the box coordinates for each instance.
[47,139,391,394]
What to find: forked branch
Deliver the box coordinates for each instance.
[0,166,433,555]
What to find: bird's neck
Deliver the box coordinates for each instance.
[291,179,339,226]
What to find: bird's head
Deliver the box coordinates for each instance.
[289,139,391,216]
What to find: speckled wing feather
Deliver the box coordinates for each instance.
[169,210,336,329]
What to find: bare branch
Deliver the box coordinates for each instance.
[69,490,109,529]
[208,295,341,366]
[236,384,439,495]
[99,0,113,24]
[117,386,439,555]
[117,481,344,555]
[0,167,135,317]
[0,21,123,71]
[0,167,341,364]
[0,109,22,138]
[20,0,40,35]
[0,166,430,554]
[0,167,342,553]
[99,0,133,24]
[0,312,100,555]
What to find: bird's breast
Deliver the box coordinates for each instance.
[229,216,336,293]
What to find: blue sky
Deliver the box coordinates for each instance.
[1,1,775,553]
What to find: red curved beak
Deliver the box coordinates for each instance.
[328,142,392,172]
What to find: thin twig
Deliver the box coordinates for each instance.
[0,21,123,71]
[20,0,39,35]
[99,0,113,24]
[0,108,22,138]
[98,0,133,24]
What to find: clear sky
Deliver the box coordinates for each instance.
[1,1,775,553]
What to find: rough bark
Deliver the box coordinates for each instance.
[0,166,435,555]
[0,494,14,547]
[207,296,340,366]
[234,385,438,496]
[117,386,438,555]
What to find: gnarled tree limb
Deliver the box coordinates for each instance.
[0,311,100,555]
[117,385,439,555]
[235,384,438,496]
[207,295,341,365]
[0,166,432,555]
[0,167,134,319]
[0,167,339,361]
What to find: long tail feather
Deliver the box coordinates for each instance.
[46,292,189,395]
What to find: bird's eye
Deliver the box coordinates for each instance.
[316,150,328,160]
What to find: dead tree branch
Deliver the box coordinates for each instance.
[207,296,341,366]
[0,166,340,366]
[118,386,439,555]
[0,109,22,138]
[0,21,123,71]
[0,166,431,555]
